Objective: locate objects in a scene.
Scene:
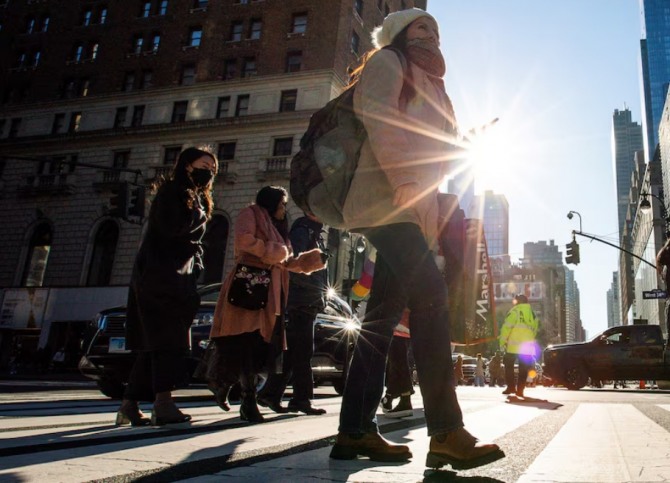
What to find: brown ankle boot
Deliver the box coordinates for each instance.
[115,400,150,426]
[330,432,412,462]
[151,393,191,426]
[427,427,504,470]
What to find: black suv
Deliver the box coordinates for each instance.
[78,284,359,398]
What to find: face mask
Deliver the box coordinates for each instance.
[190,168,213,187]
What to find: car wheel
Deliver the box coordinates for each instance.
[97,379,125,399]
[563,364,588,390]
[332,378,345,395]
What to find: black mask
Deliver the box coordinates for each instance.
[191,168,213,187]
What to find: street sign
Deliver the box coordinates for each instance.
[642,289,668,299]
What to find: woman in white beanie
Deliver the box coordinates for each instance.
[330,9,505,470]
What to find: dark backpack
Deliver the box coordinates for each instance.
[290,48,408,228]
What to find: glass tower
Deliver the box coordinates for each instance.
[639,0,670,161]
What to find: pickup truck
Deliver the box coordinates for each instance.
[543,324,669,390]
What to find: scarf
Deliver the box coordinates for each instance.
[405,39,446,78]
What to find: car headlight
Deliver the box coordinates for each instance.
[192,312,213,326]
[344,319,360,332]
[94,313,106,330]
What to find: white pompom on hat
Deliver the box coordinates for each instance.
[371,8,436,49]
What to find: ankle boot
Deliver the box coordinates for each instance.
[385,394,413,418]
[427,427,505,470]
[151,392,192,426]
[240,391,265,423]
[212,383,232,412]
[115,399,150,426]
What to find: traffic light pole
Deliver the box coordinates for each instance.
[572,230,657,270]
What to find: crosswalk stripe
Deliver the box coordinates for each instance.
[518,403,670,482]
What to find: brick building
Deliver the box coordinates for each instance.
[0,0,427,366]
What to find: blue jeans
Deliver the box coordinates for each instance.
[338,223,463,436]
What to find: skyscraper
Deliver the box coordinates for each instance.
[639,0,670,161]
[466,190,509,260]
[611,108,644,239]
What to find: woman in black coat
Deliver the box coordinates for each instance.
[115,147,218,426]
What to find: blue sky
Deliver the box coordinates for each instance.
[429,1,643,337]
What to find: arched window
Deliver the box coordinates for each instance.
[86,220,119,286]
[200,214,228,284]
[22,223,52,287]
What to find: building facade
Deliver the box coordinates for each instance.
[606,271,621,328]
[639,0,670,162]
[467,190,509,263]
[0,0,426,366]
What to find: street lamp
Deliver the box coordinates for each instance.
[639,191,670,239]
[567,210,582,233]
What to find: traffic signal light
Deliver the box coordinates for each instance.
[128,185,146,219]
[108,182,129,218]
[565,240,580,265]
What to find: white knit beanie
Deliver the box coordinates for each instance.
[371,8,435,49]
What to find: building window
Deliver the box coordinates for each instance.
[235,95,249,116]
[193,0,208,9]
[286,51,302,73]
[249,18,262,39]
[164,146,181,165]
[150,34,160,53]
[113,150,130,168]
[31,50,41,67]
[114,107,127,128]
[351,31,360,55]
[180,64,196,85]
[73,43,84,62]
[140,1,152,17]
[242,57,256,77]
[52,113,65,134]
[80,78,90,97]
[9,118,21,138]
[354,0,363,16]
[279,89,297,112]
[223,59,236,80]
[384,3,389,16]
[132,35,143,54]
[216,96,230,118]
[25,16,36,33]
[171,101,188,122]
[234,0,249,3]
[123,71,136,91]
[82,10,92,26]
[98,7,107,24]
[131,105,145,127]
[86,220,119,286]
[69,112,82,133]
[292,13,307,34]
[22,223,52,287]
[40,16,50,32]
[218,141,236,161]
[158,0,168,15]
[188,27,202,47]
[273,137,293,156]
[140,69,153,89]
[89,42,99,61]
[229,21,243,41]
[63,79,77,98]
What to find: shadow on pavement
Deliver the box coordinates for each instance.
[423,469,505,482]
[504,396,563,410]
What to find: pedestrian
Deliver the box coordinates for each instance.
[489,351,503,387]
[208,187,326,424]
[500,294,539,398]
[116,147,218,427]
[257,212,329,415]
[474,353,486,387]
[656,237,670,345]
[380,308,415,418]
[329,8,503,469]
[453,354,464,386]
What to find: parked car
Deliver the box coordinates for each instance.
[79,283,359,399]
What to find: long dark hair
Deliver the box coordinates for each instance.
[255,185,288,240]
[162,147,217,219]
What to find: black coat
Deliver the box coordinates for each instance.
[126,180,207,352]
[287,217,328,310]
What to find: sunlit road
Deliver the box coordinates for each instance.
[1,380,669,482]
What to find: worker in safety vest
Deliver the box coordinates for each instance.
[499,294,539,398]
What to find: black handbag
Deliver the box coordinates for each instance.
[227,264,271,310]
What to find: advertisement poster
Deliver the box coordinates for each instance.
[0,288,49,329]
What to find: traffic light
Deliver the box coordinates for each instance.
[565,240,580,265]
[128,185,146,219]
[108,182,129,218]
